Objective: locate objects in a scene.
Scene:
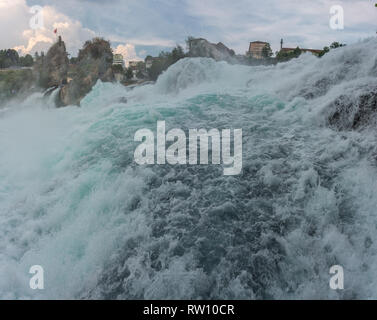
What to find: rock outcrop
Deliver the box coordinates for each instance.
[327,89,377,130]
[57,37,114,107]
[187,38,275,66]
[34,36,69,89]
[188,38,236,63]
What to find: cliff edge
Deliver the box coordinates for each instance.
[58,37,114,107]
[34,36,69,89]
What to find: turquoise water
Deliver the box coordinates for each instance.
[1,38,377,299]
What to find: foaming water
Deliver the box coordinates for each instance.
[1,38,377,299]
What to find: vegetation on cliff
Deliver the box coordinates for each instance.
[276,47,303,62]
[276,42,346,62]
[0,36,115,107]
[57,37,114,106]
[147,45,186,81]
[34,37,69,89]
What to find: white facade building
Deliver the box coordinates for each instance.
[113,54,125,68]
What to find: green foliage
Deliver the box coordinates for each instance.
[78,37,112,61]
[112,64,124,74]
[276,40,346,62]
[262,44,273,58]
[293,47,302,55]
[0,49,20,68]
[330,42,346,49]
[148,45,186,81]
[0,49,34,68]
[318,42,346,57]
[318,46,330,57]
[171,45,185,62]
[276,47,302,62]
[19,54,33,67]
[148,58,163,81]
[125,68,133,80]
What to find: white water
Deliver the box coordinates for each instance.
[1,38,377,299]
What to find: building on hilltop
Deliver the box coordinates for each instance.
[128,60,147,79]
[128,60,143,69]
[279,47,323,56]
[247,41,271,59]
[113,54,125,68]
[279,39,323,56]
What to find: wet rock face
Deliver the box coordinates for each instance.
[35,38,69,89]
[57,38,114,107]
[188,38,235,63]
[327,89,377,130]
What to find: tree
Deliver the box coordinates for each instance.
[276,47,302,62]
[147,45,186,81]
[330,42,346,49]
[293,47,302,56]
[318,46,330,57]
[262,44,273,58]
[0,49,19,68]
[112,64,124,74]
[148,58,163,81]
[19,54,34,67]
[78,37,112,61]
[186,36,195,51]
[171,45,185,63]
[318,42,346,58]
[125,67,133,80]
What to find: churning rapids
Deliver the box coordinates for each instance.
[1,38,377,299]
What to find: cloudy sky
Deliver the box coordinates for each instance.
[1,0,376,62]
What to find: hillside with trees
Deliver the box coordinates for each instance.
[0,49,34,69]
[147,45,186,81]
